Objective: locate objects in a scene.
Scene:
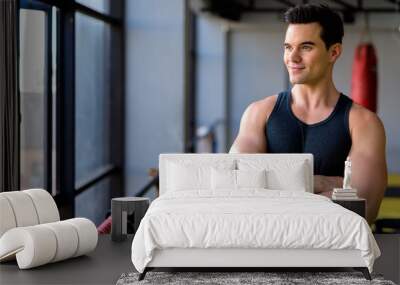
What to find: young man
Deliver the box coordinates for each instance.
[229,4,387,224]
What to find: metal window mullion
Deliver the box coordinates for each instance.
[16,0,21,191]
[109,0,125,198]
[184,5,196,153]
[74,165,119,196]
[55,7,61,197]
[73,2,121,26]
[57,9,75,219]
[224,29,232,152]
[45,7,53,195]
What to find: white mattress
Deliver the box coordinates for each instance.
[131,189,380,273]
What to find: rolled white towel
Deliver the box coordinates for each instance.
[0,225,57,268]
[42,221,79,262]
[0,196,17,237]
[64,218,98,257]
[0,189,60,239]
[0,218,98,269]
[23,189,60,224]
[0,191,39,228]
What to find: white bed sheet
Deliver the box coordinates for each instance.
[131,189,380,273]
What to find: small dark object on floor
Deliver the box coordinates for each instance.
[117,271,395,285]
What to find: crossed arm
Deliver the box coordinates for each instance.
[314,110,387,224]
[230,102,387,225]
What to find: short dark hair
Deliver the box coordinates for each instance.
[284,4,344,49]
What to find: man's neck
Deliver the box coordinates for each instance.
[291,79,340,109]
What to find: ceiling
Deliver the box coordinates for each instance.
[197,0,400,22]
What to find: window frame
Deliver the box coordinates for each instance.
[18,0,124,219]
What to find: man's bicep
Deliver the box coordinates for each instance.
[230,134,266,153]
[350,145,387,194]
[349,115,387,222]
[229,102,267,153]
[350,116,387,190]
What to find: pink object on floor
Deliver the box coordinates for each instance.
[97,216,112,234]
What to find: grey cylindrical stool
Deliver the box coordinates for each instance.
[111,197,149,242]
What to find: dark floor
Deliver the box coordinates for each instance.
[0,235,134,285]
[0,234,398,285]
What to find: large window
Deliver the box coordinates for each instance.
[18,0,124,221]
[19,4,59,195]
[19,9,47,189]
[75,13,112,188]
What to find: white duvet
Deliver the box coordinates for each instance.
[131,189,380,273]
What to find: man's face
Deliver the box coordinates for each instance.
[284,23,336,86]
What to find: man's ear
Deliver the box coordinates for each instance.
[328,43,342,63]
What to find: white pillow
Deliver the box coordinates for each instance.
[167,162,210,191]
[211,168,267,190]
[236,169,267,189]
[267,165,307,191]
[166,160,235,191]
[237,159,308,191]
[211,168,236,190]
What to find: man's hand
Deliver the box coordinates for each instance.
[314,175,343,197]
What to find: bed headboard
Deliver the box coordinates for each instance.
[159,153,314,195]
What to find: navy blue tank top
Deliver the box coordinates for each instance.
[266,91,353,176]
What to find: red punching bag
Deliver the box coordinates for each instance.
[351,43,378,112]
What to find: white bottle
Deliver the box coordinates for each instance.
[343,157,352,190]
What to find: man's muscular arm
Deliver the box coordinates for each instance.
[315,107,387,224]
[229,96,276,154]
[347,108,387,224]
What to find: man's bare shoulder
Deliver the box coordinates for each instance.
[349,103,385,138]
[245,95,278,122]
[232,95,278,153]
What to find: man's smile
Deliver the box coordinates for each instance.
[288,65,305,70]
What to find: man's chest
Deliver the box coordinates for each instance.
[290,105,336,125]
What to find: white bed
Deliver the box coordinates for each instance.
[131,154,380,280]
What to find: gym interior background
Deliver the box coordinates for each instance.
[2,0,400,231]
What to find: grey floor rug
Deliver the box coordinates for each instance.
[116,271,396,285]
